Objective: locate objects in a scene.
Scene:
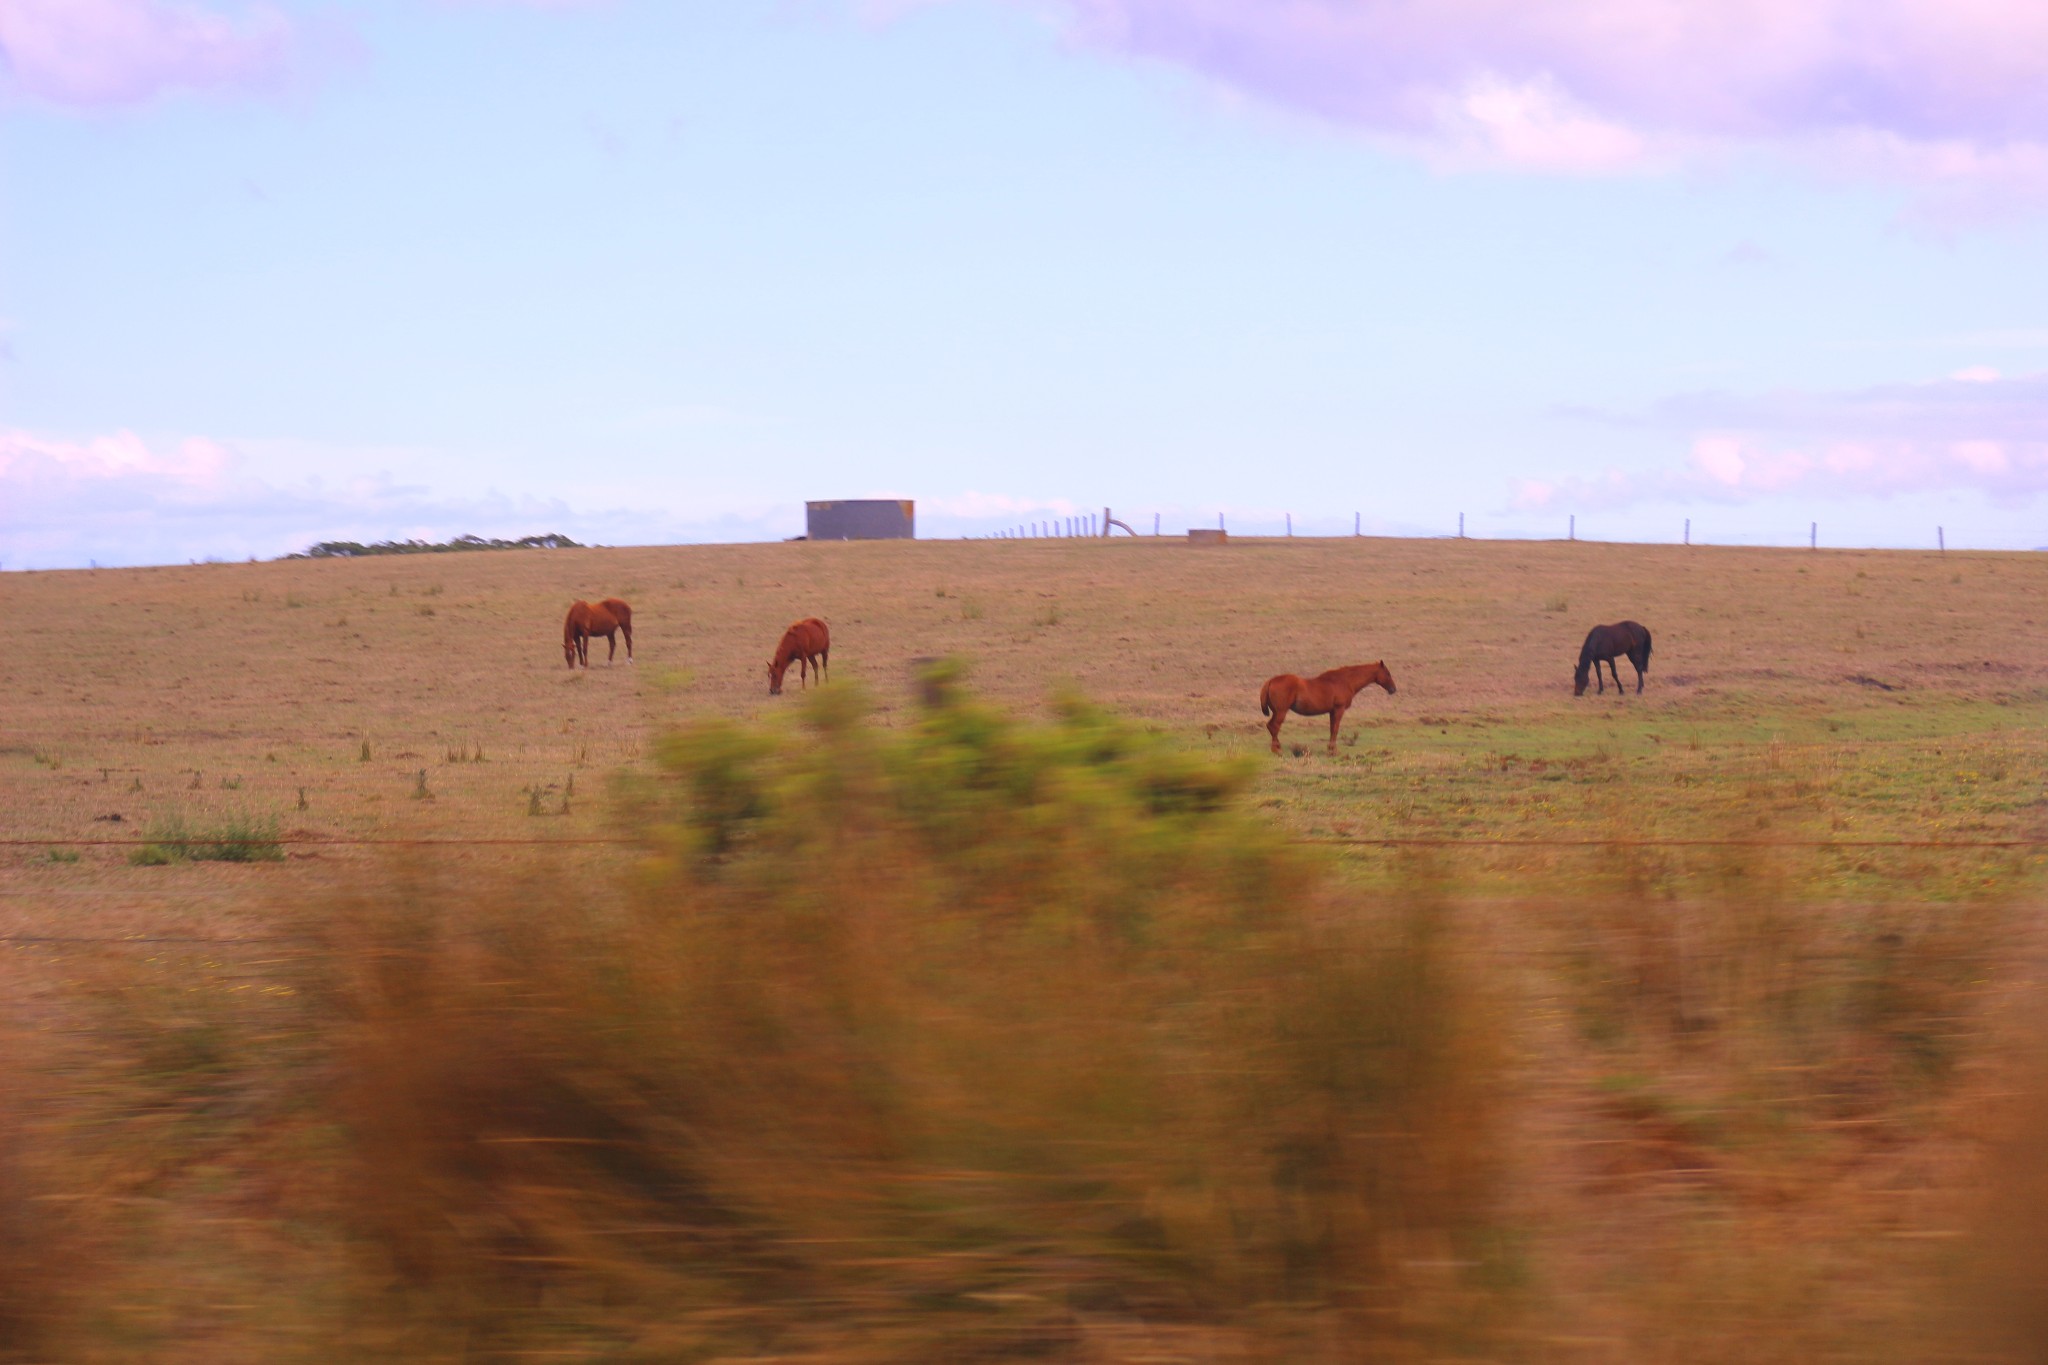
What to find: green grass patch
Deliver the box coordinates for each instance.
[130,812,286,865]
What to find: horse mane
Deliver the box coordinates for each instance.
[564,600,590,646]
[1319,661,1389,686]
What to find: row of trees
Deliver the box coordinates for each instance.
[287,532,584,558]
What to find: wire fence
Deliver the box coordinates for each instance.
[6,836,2046,850]
[964,508,2013,553]
[6,836,2037,948]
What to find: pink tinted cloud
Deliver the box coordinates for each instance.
[0,427,230,489]
[998,0,2048,175]
[0,0,296,108]
[1514,371,2048,509]
[0,427,806,566]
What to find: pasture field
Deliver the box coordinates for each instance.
[1,535,2046,1362]
[3,535,2042,904]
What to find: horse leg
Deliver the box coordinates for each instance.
[1327,705,1347,756]
[606,631,616,665]
[1267,711,1285,754]
[623,622,634,663]
[1632,655,1644,693]
[820,648,828,684]
[1611,659,1625,693]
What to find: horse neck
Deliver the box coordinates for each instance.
[1331,664,1384,696]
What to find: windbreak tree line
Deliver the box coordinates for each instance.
[286,533,583,558]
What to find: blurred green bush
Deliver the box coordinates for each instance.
[312,673,1506,1358]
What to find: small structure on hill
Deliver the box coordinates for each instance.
[807,500,915,541]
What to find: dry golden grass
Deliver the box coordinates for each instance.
[2,536,2041,850]
[0,535,2044,1362]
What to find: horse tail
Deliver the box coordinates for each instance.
[1640,626,1652,668]
[1259,680,1274,717]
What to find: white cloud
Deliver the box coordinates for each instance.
[1517,369,2048,510]
[926,0,2048,203]
[0,0,299,108]
[0,427,809,567]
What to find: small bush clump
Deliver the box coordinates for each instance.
[131,813,286,865]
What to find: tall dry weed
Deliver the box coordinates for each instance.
[296,678,1509,1359]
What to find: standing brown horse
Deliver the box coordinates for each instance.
[1259,662,1397,754]
[1574,621,1651,696]
[767,618,830,695]
[563,598,634,668]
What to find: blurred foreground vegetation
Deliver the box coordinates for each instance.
[2,676,2043,1362]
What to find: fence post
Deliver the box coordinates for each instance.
[1938,526,1945,552]
[1684,518,1690,546]
[1286,513,1293,537]
[1154,513,1161,536]
[1458,512,1465,538]
[1569,515,1575,541]
[1355,512,1360,536]
[1219,513,1226,532]
[1810,521,1817,550]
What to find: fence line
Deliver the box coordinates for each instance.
[6,837,2045,850]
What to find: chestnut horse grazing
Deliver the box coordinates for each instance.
[563,598,634,669]
[1574,621,1651,696]
[1259,662,1397,755]
[767,618,830,695]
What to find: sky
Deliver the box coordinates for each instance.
[3,0,2047,566]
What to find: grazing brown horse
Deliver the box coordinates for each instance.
[1574,620,1651,696]
[1259,661,1397,755]
[767,618,830,695]
[563,597,634,669]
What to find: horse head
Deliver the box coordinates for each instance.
[1375,661,1397,694]
[1573,661,1591,696]
[767,658,786,695]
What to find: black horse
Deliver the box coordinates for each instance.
[1575,621,1652,696]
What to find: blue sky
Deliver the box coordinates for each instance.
[4,0,2047,565]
